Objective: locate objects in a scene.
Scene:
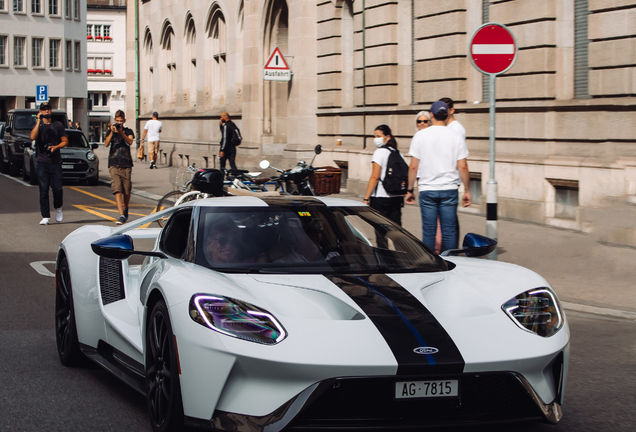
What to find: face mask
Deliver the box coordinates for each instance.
[373,137,385,148]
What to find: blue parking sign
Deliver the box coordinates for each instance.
[36,85,48,102]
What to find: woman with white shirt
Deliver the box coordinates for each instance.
[362,124,405,225]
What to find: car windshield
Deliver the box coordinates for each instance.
[66,133,89,148]
[196,205,449,274]
[13,113,67,130]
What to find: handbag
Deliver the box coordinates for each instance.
[137,142,145,160]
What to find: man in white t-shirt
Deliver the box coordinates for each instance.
[141,112,162,169]
[405,100,471,252]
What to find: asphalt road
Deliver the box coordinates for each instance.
[0,173,634,431]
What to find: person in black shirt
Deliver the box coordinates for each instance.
[219,112,241,172]
[104,110,135,225]
[30,102,68,225]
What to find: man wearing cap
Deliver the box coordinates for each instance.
[405,100,471,251]
[141,111,162,169]
[30,102,69,225]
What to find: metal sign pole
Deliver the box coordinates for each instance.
[486,73,498,260]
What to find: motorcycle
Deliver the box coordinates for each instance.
[259,145,323,196]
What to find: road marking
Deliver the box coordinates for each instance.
[30,261,56,277]
[69,186,116,204]
[0,173,35,187]
[562,301,636,321]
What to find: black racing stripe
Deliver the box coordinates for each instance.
[260,196,325,207]
[325,274,464,375]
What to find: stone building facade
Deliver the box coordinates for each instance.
[0,0,87,123]
[126,0,636,238]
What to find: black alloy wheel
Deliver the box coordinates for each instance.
[146,300,184,432]
[55,257,83,366]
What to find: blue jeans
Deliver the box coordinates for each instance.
[419,189,459,252]
[37,161,64,218]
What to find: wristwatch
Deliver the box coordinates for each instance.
[407,189,414,194]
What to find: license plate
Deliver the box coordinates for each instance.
[62,164,73,169]
[395,380,459,399]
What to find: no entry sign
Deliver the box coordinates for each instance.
[469,23,517,75]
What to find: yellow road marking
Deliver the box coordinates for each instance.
[73,205,118,222]
[69,186,116,204]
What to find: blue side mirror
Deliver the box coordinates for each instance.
[91,234,135,260]
[91,234,168,260]
[440,233,497,257]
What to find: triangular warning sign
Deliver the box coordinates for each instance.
[264,47,289,70]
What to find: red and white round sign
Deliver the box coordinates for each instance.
[469,23,517,75]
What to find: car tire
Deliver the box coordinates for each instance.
[0,148,9,174]
[55,257,84,367]
[29,162,38,185]
[146,300,185,432]
[8,151,20,177]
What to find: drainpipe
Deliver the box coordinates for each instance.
[135,0,140,144]
[362,0,366,148]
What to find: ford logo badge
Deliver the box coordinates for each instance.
[414,347,438,355]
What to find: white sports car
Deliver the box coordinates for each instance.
[55,196,569,432]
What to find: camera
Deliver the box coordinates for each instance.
[114,123,122,131]
[39,114,51,120]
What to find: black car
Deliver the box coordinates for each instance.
[0,109,68,177]
[22,129,100,185]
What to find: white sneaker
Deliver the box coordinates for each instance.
[39,218,50,225]
[55,208,63,222]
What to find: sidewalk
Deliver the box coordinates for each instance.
[95,146,636,319]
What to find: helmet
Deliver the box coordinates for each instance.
[191,169,224,196]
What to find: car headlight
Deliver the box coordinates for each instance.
[189,295,287,345]
[502,288,564,337]
[86,151,96,161]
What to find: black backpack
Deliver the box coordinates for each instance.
[381,148,409,195]
[231,123,242,146]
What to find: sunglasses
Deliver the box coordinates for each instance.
[416,120,430,124]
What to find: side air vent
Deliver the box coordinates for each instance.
[99,257,125,305]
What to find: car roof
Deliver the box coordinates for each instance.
[192,195,365,208]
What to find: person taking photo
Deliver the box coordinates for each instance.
[30,102,68,225]
[104,110,135,225]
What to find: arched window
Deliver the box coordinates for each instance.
[161,22,176,105]
[143,29,154,112]
[185,14,197,107]
[263,0,289,142]
[207,6,227,106]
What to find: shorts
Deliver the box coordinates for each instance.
[109,166,132,195]
[148,140,160,155]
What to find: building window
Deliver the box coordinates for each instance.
[89,92,110,108]
[49,39,60,68]
[14,36,25,66]
[574,0,590,98]
[31,0,41,14]
[87,56,112,74]
[94,24,102,40]
[0,0,5,12]
[64,0,69,18]
[548,179,579,220]
[469,172,482,205]
[49,0,58,15]
[207,8,226,103]
[13,0,24,13]
[73,0,78,19]
[160,23,175,102]
[65,40,71,69]
[32,37,43,67]
[73,41,79,70]
[0,35,7,66]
